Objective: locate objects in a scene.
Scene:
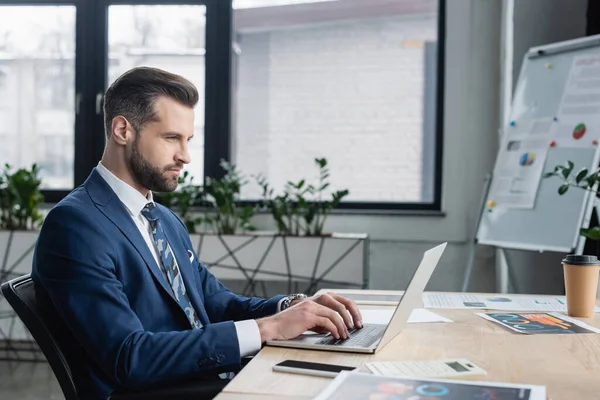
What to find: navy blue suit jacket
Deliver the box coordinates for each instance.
[31,169,285,399]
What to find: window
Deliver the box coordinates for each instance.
[0,135,11,166]
[107,4,207,181]
[36,61,74,110]
[39,135,74,189]
[0,1,218,201]
[0,5,75,190]
[232,0,444,208]
[0,64,8,108]
[0,0,443,210]
[0,64,10,160]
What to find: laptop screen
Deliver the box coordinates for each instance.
[375,242,447,351]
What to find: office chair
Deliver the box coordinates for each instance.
[1,274,229,400]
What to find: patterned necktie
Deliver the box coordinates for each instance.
[141,202,202,329]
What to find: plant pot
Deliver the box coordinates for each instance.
[191,231,369,297]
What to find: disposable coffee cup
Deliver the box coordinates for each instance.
[562,254,600,318]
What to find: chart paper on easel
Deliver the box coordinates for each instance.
[551,54,600,148]
[487,121,551,209]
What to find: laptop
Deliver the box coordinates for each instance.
[265,242,447,354]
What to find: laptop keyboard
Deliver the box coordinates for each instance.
[317,324,386,348]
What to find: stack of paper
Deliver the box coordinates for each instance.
[422,293,600,313]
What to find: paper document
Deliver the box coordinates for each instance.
[478,312,600,334]
[422,293,600,313]
[337,292,403,305]
[360,308,452,325]
[552,54,600,148]
[366,358,486,379]
[314,371,546,400]
[549,114,600,148]
[551,54,600,148]
[486,133,550,209]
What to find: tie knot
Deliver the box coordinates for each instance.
[141,202,159,222]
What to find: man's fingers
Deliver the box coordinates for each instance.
[309,326,330,334]
[319,294,354,329]
[313,303,349,339]
[314,316,340,339]
[331,293,363,328]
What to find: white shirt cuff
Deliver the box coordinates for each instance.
[234,320,263,358]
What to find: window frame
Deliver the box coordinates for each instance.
[225,0,446,212]
[93,0,226,200]
[0,0,78,203]
[1,0,444,212]
[0,0,225,203]
[96,0,228,189]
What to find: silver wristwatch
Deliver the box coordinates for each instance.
[280,293,307,311]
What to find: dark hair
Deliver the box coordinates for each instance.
[103,66,199,138]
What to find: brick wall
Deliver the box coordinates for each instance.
[235,15,437,202]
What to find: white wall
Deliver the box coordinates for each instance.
[251,0,503,292]
[511,0,589,95]
[235,15,437,202]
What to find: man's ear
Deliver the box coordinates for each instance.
[110,116,131,145]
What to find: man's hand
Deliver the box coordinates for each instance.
[257,300,351,342]
[292,292,363,330]
[256,292,363,342]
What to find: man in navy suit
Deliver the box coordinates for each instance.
[31,67,362,399]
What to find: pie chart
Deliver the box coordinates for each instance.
[519,152,535,166]
[573,123,586,140]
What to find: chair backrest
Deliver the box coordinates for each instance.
[1,274,80,400]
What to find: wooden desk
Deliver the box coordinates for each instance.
[223,290,600,399]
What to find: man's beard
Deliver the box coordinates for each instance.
[130,137,181,193]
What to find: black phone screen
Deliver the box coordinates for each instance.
[276,360,356,373]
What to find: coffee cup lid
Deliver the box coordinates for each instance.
[562,254,600,266]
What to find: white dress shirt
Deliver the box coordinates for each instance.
[96,162,262,357]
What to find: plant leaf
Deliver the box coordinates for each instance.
[561,161,575,179]
[581,227,600,240]
[575,168,588,183]
[584,172,599,188]
[558,184,569,195]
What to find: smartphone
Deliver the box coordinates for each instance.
[272,359,357,378]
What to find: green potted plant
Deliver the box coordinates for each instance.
[156,158,367,297]
[0,163,45,345]
[255,157,349,236]
[197,157,365,297]
[201,160,257,235]
[544,161,600,240]
[154,170,204,233]
[0,163,44,231]
[156,160,257,235]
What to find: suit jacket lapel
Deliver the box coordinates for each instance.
[84,169,177,302]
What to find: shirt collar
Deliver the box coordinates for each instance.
[96,161,154,216]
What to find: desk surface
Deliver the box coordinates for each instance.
[215,394,309,400]
[222,290,600,399]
